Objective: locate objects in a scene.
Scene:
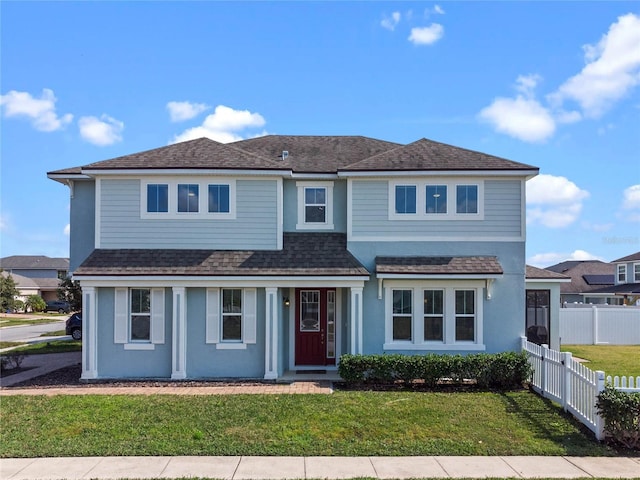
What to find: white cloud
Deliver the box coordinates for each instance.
[622,184,640,210]
[515,74,542,97]
[166,101,209,122]
[528,249,604,268]
[408,24,444,45]
[527,174,590,227]
[78,114,124,146]
[63,224,70,236]
[551,13,640,118]
[381,12,401,31]
[172,105,266,144]
[479,95,556,143]
[0,88,72,132]
[433,5,445,15]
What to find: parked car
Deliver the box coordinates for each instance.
[45,300,71,313]
[65,312,82,340]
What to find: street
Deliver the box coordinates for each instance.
[0,316,68,343]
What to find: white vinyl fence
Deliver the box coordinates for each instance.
[521,337,640,441]
[559,306,640,345]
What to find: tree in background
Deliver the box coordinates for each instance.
[58,276,82,311]
[0,271,20,312]
[25,295,46,313]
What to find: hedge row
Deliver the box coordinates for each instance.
[596,386,640,450]
[338,352,532,389]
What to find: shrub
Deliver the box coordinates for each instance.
[596,386,640,450]
[338,351,532,390]
[25,295,46,313]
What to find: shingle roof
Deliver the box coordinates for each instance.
[545,260,614,294]
[376,256,503,275]
[525,265,570,280]
[0,255,69,270]
[74,233,369,277]
[230,135,401,173]
[341,138,538,172]
[48,135,537,176]
[613,252,640,263]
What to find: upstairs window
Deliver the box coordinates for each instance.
[208,184,230,213]
[395,185,417,214]
[426,185,447,214]
[296,181,334,230]
[456,185,478,214]
[617,264,627,283]
[178,184,199,213]
[147,184,169,213]
[635,264,640,283]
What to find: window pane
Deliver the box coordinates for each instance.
[147,184,168,213]
[393,316,412,341]
[222,316,242,341]
[393,290,412,314]
[455,290,474,315]
[424,290,443,315]
[395,185,416,214]
[635,264,640,282]
[426,185,447,214]
[208,184,230,213]
[131,289,150,314]
[305,205,326,223]
[424,316,443,341]
[456,185,478,214]
[222,289,242,313]
[131,315,150,341]
[456,317,474,341]
[178,184,199,212]
[300,290,320,332]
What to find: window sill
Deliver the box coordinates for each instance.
[215,343,248,350]
[123,343,155,351]
[383,343,486,351]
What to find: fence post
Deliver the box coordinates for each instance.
[594,370,606,441]
[541,344,549,396]
[592,306,598,345]
[561,351,572,411]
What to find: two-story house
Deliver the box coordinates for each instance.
[0,255,69,303]
[581,252,640,305]
[48,136,538,380]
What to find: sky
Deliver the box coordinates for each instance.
[1,1,639,268]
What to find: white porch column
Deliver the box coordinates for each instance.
[264,287,279,380]
[171,287,187,379]
[81,286,98,380]
[350,287,363,354]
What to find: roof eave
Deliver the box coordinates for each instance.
[338,169,539,178]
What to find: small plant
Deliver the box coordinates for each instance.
[596,386,640,450]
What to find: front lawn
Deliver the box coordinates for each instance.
[561,345,640,378]
[8,340,81,355]
[0,390,618,458]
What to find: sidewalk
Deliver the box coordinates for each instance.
[2,455,639,479]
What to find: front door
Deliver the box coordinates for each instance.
[295,289,337,366]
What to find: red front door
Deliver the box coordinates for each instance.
[295,289,336,366]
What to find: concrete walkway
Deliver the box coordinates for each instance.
[1,455,639,479]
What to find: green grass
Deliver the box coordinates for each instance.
[8,340,81,355]
[0,317,63,328]
[0,341,23,349]
[40,329,67,336]
[0,390,621,458]
[561,345,640,378]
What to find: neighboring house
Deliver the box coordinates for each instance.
[583,252,640,305]
[524,265,570,351]
[545,260,618,305]
[48,136,538,380]
[0,255,69,303]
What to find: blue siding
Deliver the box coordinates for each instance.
[70,180,96,272]
[350,179,523,239]
[99,179,278,249]
[96,288,173,378]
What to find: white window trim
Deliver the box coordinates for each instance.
[634,263,640,283]
[206,287,257,350]
[114,287,165,350]
[296,181,334,230]
[141,178,236,220]
[617,264,627,284]
[383,280,485,351]
[388,179,484,221]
